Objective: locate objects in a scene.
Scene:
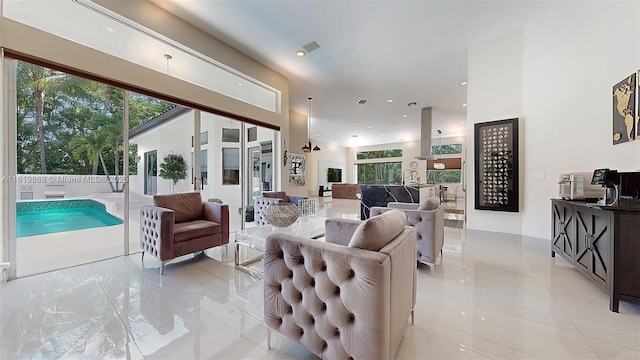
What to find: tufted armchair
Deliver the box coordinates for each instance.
[264,209,417,359]
[140,192,229,274]
[370,196,444,272]
[255,191,307,225]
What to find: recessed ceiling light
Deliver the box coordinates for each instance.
[106,27,115,33]
[461,81,468,86]
[316,134,320,137]
[462,103,467,107]
[296,50,306,57]
[461,121,466,124]
[387,99,393,103]
[403,114,408,118]
[367,126,372,129]
[238,83,243,86]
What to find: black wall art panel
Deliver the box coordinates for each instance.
[474,118,519,212]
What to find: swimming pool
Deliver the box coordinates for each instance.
[17,199,124,237]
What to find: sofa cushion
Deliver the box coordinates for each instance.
[417,196,440,211]
[153,192,204,223]
[262,191,289,203]
[173,220,221,243]
[348,209,406,251]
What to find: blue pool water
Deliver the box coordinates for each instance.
[17,199,124,237]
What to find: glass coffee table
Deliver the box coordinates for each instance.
[234,216,327,278]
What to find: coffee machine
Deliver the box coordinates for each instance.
[591,169,619,206]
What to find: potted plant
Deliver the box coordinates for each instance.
[159,153,187,193]
[239,204,255,222]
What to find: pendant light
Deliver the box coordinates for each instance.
[302,97,321,152]
[434,130,445,169]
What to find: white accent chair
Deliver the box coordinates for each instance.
[263,210,417,359]
[371,196,445,272]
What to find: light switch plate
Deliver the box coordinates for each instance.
[531,171,545,180]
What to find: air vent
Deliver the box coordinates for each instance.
[358,99,367,104]
[302,41,320,53]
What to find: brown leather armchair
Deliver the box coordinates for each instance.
[140,192,229,274]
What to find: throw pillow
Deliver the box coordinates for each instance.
[417,196,440,211]
[348,209,406,251]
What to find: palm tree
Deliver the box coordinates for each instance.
[18,62,90,174]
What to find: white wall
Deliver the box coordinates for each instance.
[307,140,348,197]
[131,112,195,196]
[466,29,524,235]
[467,2,640,239]
[520,1,640,239]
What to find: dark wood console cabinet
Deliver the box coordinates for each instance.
[551,199,640,312]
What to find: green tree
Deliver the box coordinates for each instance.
[159,153,187,193]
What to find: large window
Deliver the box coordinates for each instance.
[431,143,462,155]
[356,162,402,185]
[425,170,462,184]
[223,148,240,185]
[356,149,402,160]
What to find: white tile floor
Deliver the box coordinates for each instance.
[2,198,640,359]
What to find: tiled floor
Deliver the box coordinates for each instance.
[2,198,640,359]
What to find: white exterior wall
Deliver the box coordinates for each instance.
[130,111,276,232]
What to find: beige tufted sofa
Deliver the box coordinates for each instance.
[254,191,307,225]
[264,209,417,359]
[370,197,444,272]
[140,192,229,274]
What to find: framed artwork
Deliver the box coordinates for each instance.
[474,118,519,212]
[612,73,636,144]
[288,153,306,186]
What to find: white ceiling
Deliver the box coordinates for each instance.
[150,0,559,147]
[4,0,559,148]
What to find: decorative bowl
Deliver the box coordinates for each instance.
[264,203,300,227]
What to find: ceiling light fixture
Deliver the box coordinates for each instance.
[461,81,468,86]
[367,125,372,129]
[403,114,408,118]
[387,99,393,103]
[462,103,467,107]
[434,129,445,170]
[296,50,306,57]
[164,53,172,75]
[301,97,320,153]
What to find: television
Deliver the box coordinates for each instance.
[327,168,342,182]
